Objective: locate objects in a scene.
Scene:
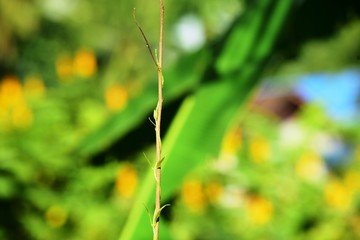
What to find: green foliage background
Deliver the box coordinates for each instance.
[0,0,360,239]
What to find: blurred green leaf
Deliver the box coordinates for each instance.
[215,1,271,75]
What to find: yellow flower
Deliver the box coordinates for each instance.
[246,196,273,225]
[73,49,97,78]
[105,84,128,112]
[56,54,74,80]
[221,128,242,155]
[181,179,206,212]
[115,164,138,199]
[0,76,33,130]
[324,178,352,211]
[205,181,223,204]
[0,75,24,108]
[249,136,271,163]
[295,152,326,182]
[45,205,68,228]
[24,75,45,98]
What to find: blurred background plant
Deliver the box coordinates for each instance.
[0,0,360,239]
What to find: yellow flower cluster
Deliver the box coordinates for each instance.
[181,178,223,213]
[0,75,39,131]
[56,49,97,81]
[181,179,206,212]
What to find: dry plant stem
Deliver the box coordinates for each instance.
[154,1,164,240]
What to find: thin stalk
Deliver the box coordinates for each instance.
[133,1,165,239]
[154,1,164,240]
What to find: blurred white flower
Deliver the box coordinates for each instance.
[279,120,306,149]
[40,0,79,21]
[174,14,205,52]
[219,185,245,209]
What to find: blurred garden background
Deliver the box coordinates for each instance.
[0,0,360,239]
